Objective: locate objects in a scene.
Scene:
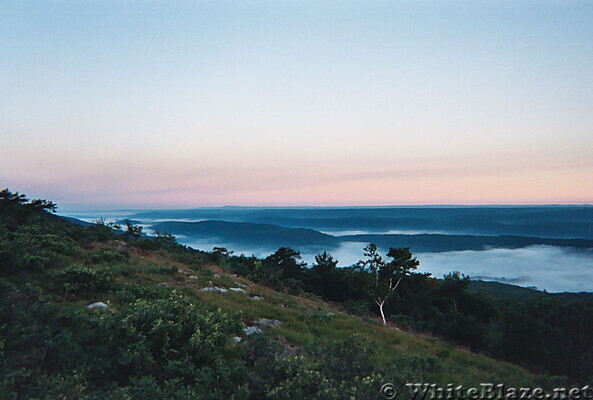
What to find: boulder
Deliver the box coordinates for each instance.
[254,318,282,328]
[201,286,228,294]
[87,302,108,309]
[244,326,263,335]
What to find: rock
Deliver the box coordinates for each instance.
[177,268,184,273]
[156,282,168,286]
[213,274,221,279]
[87,302,108,309]
[233,281,247,288]
[326,312,335,317]
[232,336,242,343]
[254,318,282,328]
[188,275,198,280]
[250,296,264,301]
[229,287,246,293]
[244,326,263,335]
[201,287,228,294]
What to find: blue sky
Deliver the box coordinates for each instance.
[1,1,592,209]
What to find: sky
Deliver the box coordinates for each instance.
[2,1,592,210]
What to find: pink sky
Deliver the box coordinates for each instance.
[2,2,592,209]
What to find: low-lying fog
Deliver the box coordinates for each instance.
[66,213,593,293]
[183,239,593,293]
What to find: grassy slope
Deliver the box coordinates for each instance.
[53,240,546,388]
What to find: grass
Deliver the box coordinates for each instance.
[20,239,554,389]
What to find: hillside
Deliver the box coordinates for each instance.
[0,190,572,399]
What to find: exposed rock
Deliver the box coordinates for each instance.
[250,296,264,301]
[201,286,228,294]
[326,312,335,317]
[229,287,246,293]
[254,318,282,328]
[213,274,221,279]
[232,336,242,343]
[156,282,169,286]
[188,275,198,280]
[87,302,108,309]
[233,281,247,288]
[244,326,263,335]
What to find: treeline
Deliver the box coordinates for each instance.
[220,247,593,383]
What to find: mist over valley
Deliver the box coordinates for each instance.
[66,205,593,293]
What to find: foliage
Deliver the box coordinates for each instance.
[0,188,56,228]
[55,265,113,295]
[240,334,383,400]
[1,189,587,398]
[88,248,130,264]
[357,244,419,325]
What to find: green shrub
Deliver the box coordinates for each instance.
[344,299,370,316]
[102,294,248,398]
[112,284,171,304]
[0,226,78,274]
[155,265,177,275]
[89,248,129,265]
[55,265,113,295]
[240,334,383,400]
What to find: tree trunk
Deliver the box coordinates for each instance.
[378,301,386,326]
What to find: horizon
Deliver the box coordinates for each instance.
[59,202,593,216]
[2,1,592,208]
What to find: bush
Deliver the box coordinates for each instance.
[55,265,113,295]
[89,248,129,264]
[102,294,248,398]
[240,334,383,400]
[344,299,370,316]
[0,226,78,275]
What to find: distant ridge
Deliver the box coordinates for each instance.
[153,220,593,253]
[153,220,340,248]
[132,206,593,239]
[57,215,93,227]
[339,233,593,253]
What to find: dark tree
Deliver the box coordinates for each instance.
[264,247,305,281]
[0,189,57,226]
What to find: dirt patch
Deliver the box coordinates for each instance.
[204,263,224,274]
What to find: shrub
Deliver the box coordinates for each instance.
[55,265,113,295]
[344,299,370,316]
[102,294,248,398]
[88,248,129,265]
